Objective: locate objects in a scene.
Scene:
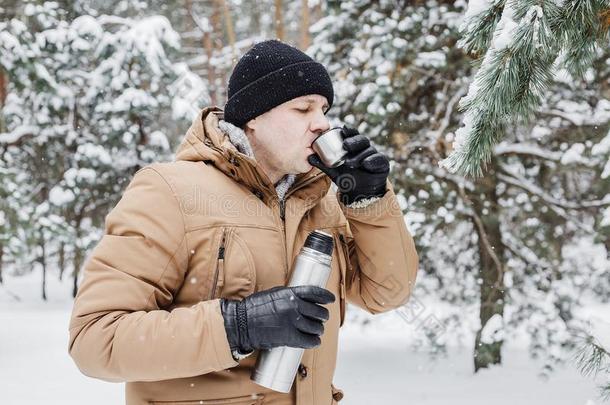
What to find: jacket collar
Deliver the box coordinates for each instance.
[174,106,331,207]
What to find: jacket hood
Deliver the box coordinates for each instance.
[174,106,331,205]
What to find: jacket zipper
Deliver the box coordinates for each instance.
[284,172,325,202]
[209,228,226,300]
[338,233,348,326]
[275,172,326,281]
[279,199,286,221]
[338,233,349,290]
[276,198,288,279]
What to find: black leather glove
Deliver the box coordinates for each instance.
[308,125,390,205]
[220,285,335,353]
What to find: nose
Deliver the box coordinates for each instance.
[310,111,330,136]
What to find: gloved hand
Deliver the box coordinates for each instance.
[307,125,390,205]
[220,285,335,353]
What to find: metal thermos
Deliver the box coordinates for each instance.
[250,230,334,393]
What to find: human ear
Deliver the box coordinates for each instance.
[244,117,257,133]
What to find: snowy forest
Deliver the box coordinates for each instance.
[1,0,609,404]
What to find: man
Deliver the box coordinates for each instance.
[68,39,418,405]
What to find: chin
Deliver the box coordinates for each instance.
[292,162,311,175]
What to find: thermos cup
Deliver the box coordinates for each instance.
[250,230,334,393]
[311,127,348,168]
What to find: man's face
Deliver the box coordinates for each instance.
[244,94,330,180]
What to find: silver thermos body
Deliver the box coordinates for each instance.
[250,230,334,393]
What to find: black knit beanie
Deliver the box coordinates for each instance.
[224,39,334,128]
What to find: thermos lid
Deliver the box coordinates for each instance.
[304,230,333,256]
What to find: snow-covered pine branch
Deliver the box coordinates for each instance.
[573,321,610,400]
[555,0,610,79]
[458,0,506,57]
[440,0,610,177]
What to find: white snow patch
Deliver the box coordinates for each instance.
[491,2,518,51]
[590,320,610,351]
[149,131,170,150]
[601,207,610,227]
[560,143,585,165]
[464,0,494,21]
[480,313,504,344]
[49,186,75,205]
[415,51,446,68]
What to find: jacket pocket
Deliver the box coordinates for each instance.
[150,393,265,405]
[206,227,256,301]
[208,227,228,300]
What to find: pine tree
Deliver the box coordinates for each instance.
[573,322,610,400]
[311,0,610,373]
[0,1,204,297]
[440,0,610,177]
[0,0,328,297]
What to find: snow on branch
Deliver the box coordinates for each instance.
[498,168,610,210]
[494,141,599,168]
[494,142,562,161]
[459,0,507,56]
[502,228,553,272]
[0,125,37,145]
[440,0,610,177]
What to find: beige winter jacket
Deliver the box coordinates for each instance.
[68,106,419,404]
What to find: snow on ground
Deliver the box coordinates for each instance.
[335,326,602,405]
[0,271,605,405]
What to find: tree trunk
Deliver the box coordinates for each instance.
[219,0,236,63]
[203,30,216,105]
[275,0,284,40]
[0,0,20,20]
[0,242,4,284]
[40,236,47,301]
[249,1,261,34]
[58,242,65,281]
[0,67,6,105]
[0,68,7,133]
[185,0,193,32]
[206,0,222,106]
[300,0,310,49]
[184,0,196,54]
[471,167,506,372]
[72,217,83,298]
[314,1,323,21]
[72,244,83,298]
